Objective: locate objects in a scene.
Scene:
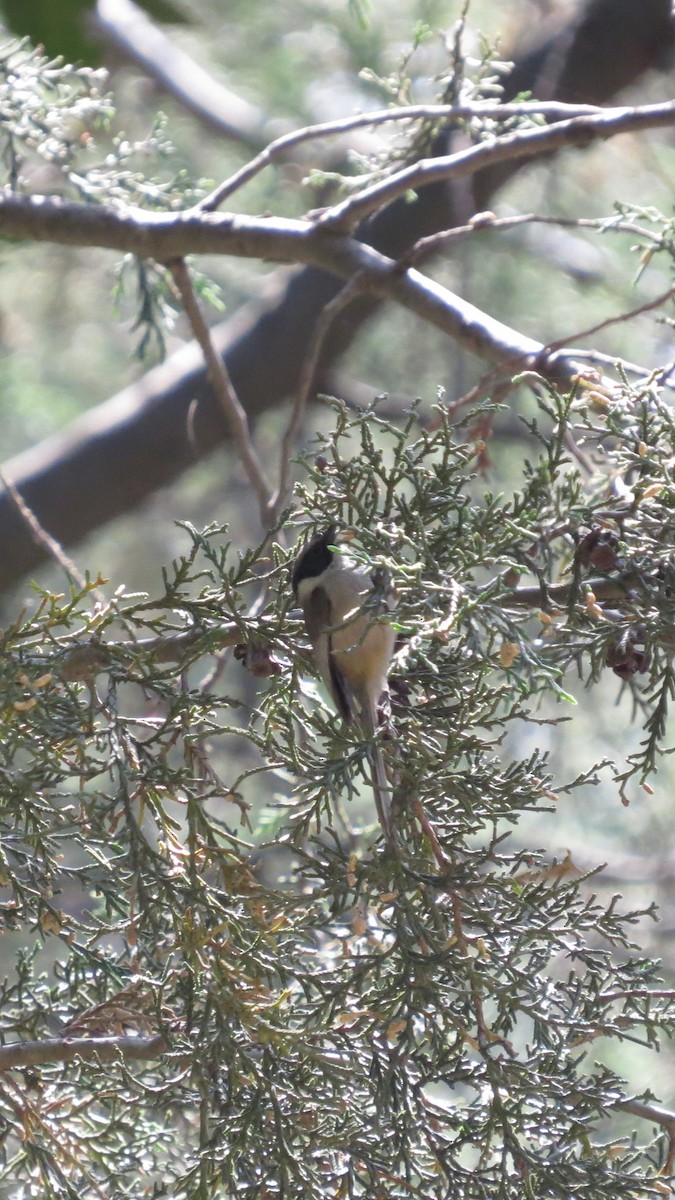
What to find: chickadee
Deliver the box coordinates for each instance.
[291,526,396,843]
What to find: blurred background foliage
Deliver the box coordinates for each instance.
[0,0,675,1194]
[0,0,189,64]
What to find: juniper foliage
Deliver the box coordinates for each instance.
[0,384,674,1199]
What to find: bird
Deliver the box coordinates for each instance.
[291,525,396,844]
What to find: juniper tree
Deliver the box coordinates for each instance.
[1,12,675,1200]
[1,379,675,1198]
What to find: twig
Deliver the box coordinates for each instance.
[168,257,274,526]
[270,272,369,518]
[562,348,656,379]
[398,212,665,268]
[599,990,675,1003]
[199,568,271,692]
[544,284,675,354]
[55,623,242,682]
[502,573,638,610]
[0,1033,166,1070]
[615,1097,675,1174]
[411,798,449,869]
[615,1097,675,1129]
[0,470,90,592]
[449,890,515,1060]
[197,100,607,213]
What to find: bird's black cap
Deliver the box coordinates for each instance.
[291,525,337,594]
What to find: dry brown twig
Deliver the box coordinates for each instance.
[0,470,90,591]
[270,272,370,519]
[168,257,274,526]
[543,283,675,355]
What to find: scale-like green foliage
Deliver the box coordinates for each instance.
[0,387,674,1198]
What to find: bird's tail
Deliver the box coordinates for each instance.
[360,696,395,846]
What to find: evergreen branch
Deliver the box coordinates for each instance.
[42,571,648,684]
[56,624,242,681]
[0,1034,166,1070]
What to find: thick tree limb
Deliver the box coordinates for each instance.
[3,100,675,258]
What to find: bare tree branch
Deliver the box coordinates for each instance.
[0,195,577,383]
[3,102,675,260]
[0,99,670,399]
[0,182,651,386]
[198,99,609,212]
[399,212,665,268]
[317,100,675,233]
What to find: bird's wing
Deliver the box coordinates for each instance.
[302,585,353,722]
